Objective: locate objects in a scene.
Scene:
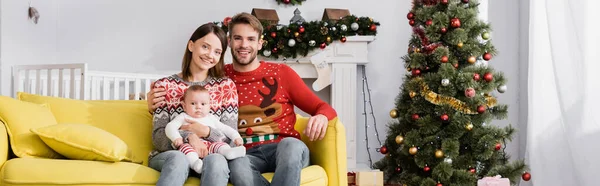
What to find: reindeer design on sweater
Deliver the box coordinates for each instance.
[238,78,282,138]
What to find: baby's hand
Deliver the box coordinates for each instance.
[234,138,243,146]
[174,138,184,148]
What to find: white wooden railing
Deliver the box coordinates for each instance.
[12,63,167,100]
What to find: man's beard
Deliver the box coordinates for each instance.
[231,48,257,66]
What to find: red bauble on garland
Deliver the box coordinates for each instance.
[440,114,449,122]
[409,20,416,26]
[223,17,232,27]
[495,143,502,151]
[412,114,420,120]
[340,37,347,43]
[424,166,431,172]
[270,32,277,38]
[450,18,461,28]
[379,146,388,154]
[370,24,377,31]
[462,0,469,3]
[395,167,402,173]
[440,27,447,33]
[522,172,531,181]
[441,0,449,4]
[477,105,486,114]
[283,0,291,4]
[473,73,481,81]
[299,26,305,33]
[320,43,327,49]
[407,12,415,20]
[469,168,476,174]
[484,72,493,82]
[426,19,433,26]
[412,69,421,76]
[483,52,492,61]
[436,183,443,186]
[441,56,448,63]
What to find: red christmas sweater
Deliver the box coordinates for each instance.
[225,61,337,149]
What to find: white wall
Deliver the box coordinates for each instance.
[0,0,526,171]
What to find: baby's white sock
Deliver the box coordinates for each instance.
[218,146,246,160]
[186,152,203,174]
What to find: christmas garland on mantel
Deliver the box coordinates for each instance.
[215,15,380,59]
[276,0,306,6]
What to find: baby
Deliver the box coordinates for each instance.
[165,84,245,174]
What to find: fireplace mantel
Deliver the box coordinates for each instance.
[256,36,376,169]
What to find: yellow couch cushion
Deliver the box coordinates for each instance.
[0,158,326,186]
[0,96,62,159]
[17,92,153,165]
[30,124,136,163]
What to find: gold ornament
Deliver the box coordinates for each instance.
[466,123,474,131]
[395,135,404,144]
[435,149,444,158]
[415,48,421,53]
[409,91,417,98]
[261,35,264,40]
[468,56,477,64]
[414,77,497,115]
[294,32,300,37]
[326,36,332,43]
[390,109,399,118]
[409,146,418,155]
[407,67,412,72]
[458,42,464,48]
[263,40,269,46]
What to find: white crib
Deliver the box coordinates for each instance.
[12,63,169,100]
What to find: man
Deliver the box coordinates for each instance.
[147,12,337,186]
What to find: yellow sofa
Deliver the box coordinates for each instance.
[0,92,348,186]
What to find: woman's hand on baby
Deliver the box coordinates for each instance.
[180,118,210,138]
[173,138,184,148]
[233,138,243,146]
[187,134,209,158]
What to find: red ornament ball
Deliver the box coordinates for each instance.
[320,43,327,49]
[395,167,402,173]
[483,53,492,61]
[469,168,476,174]
[441,0,448,4]
[477,105,486,114]
[412,114,420,120]
[522,172,531,181]
[271,48,278,53]
[299,27,305,33]
[223,17,232,27]
[441,27,447,33]
[283,0,291,4]
[436,183,443,186]
[426,19,433,26]
[440,114,449,121]
[465,88,476,98]
[341,37,347,43]
[379,146,388,154]
[424,166,431,172]
[407,12,415,20]
[450,18,461,28]
[495,143,502,151]
[370,24,377,31]
[441,56,448,63]
[270,32,277,38]
[245,128,254,136]
[484,72,493,82]
[454,63,459,68]
[462,0,469,3]
[412,69,421,76]
[409,20,416,26]
[473,73,481,81]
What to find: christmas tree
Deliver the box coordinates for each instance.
[373,0,530,185]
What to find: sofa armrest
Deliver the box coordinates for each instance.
[0,121,9,168]
[294,115,348,186]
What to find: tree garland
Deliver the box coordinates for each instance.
[214,15,380,59]
[275,0,306,6]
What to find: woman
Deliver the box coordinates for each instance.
[148,23,239,186]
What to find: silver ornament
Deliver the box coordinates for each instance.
[323,22,329,27]
[340,24,348,32]
[262,50,271,57]
[351,22,359,31]
[330,27,337,32]
[309,40,316,46]
[288,39,296,47]
[441,79,450,86]
[444,158,453,164]
[497,85,507,93]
